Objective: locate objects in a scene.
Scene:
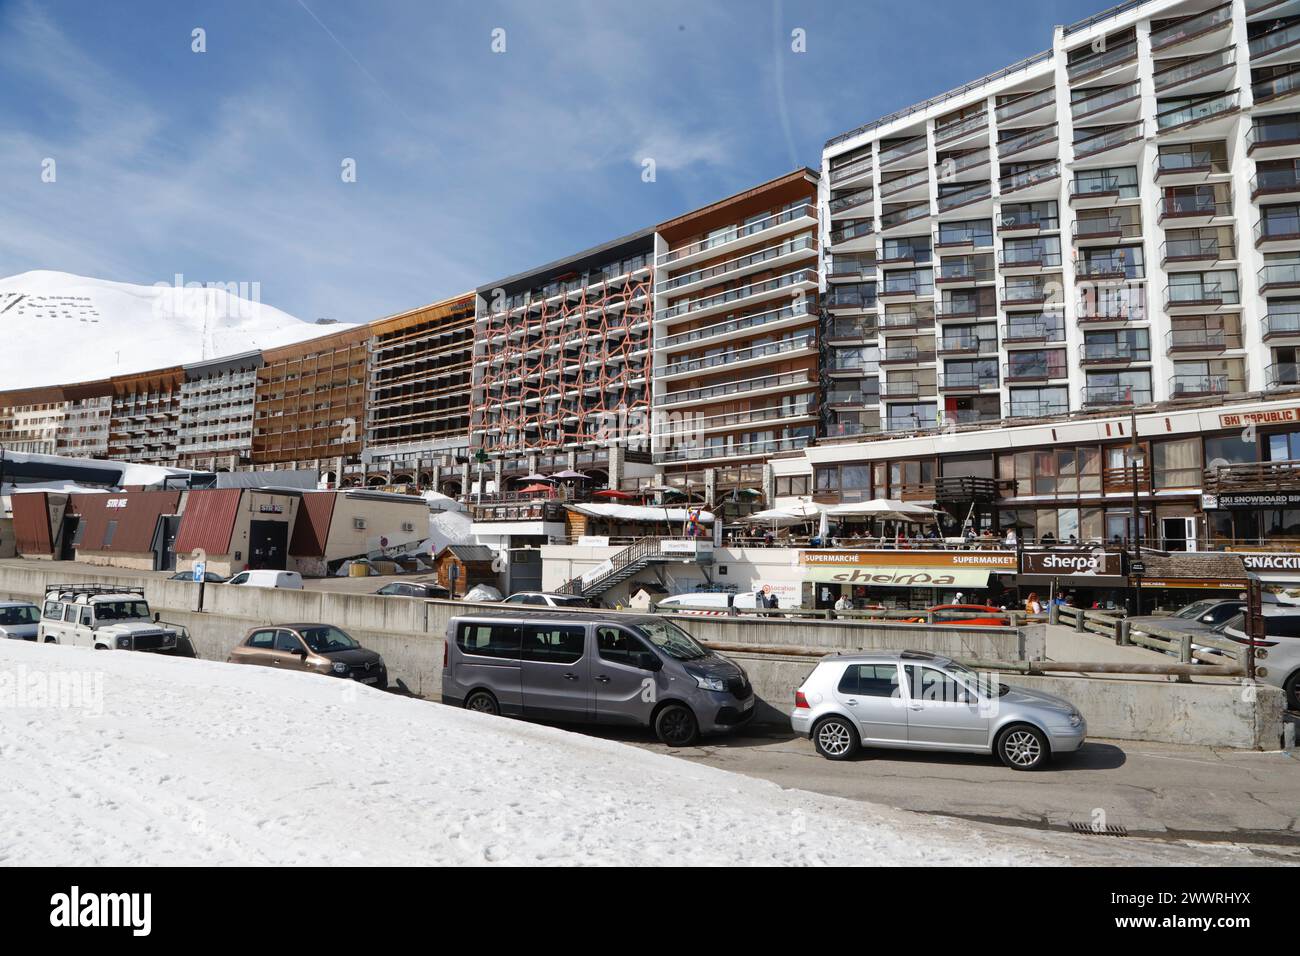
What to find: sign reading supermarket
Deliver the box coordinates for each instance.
[800,550,1017,588]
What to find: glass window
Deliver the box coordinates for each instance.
[1153,437,1201,489]
[596,626,653,666]
[457,623,522,660]
[521,624,586,664]
[247,629,276,649]
[274,630,304,653]
[837,664,902,698]
[906,665,972,703]
[1205,434,1255,467]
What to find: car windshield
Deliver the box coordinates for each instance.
[1174,601,1216,620]
[0,606,38,626]
[944,660,1010,697]
[637,620,708,660]
[94,601,151,621]
[298,626,360,653]
[552,596,589,607]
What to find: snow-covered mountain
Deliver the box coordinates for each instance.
[0,271,357,389]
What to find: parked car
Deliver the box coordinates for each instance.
[0,601,41,641]
[792,650,1086,770]
[443,611,754,746]
[37,586,186,652]
[500,591,594,608]
[1218,608,1300,710]
[655,591,773,612]
[226,569,304,590]
[1127,598,1245,636]
[168,570,229,584]
[927,604,1012,626]
[375,581,451,599]
[227,623,387,687]
[461,584,503,602]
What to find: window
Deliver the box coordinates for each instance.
[906,665,973,704]
[1154,438,1201,489]
[521,624,585,664]
[79,607,93,626]
[102,520,118,549]
[62,604,78,623]
[836,664,902,697]
[596,626,653,666]
[42,601,62,621]
[457,623,522,659]
[247,629,276,649]
[274,630,304,653]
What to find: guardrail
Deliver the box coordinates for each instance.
[651,604,1039,626]
[1054,603,1248,675]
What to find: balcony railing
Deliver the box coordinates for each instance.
[1247,119,1300,152]
[1154,148,1230,180]
[1265,310,1300,337]
[1253,165,1300,198]
[1069,173,1123,201]
[659,269,817,319]
[1077,255,1144,279]
[936,225,994,248]
[826,255,877,280]
[998,209,1059,232]
[1073,121,1143,160]
[936,298,996,319]
[879,136,928,167]
[936,182,992,211]
[1255,211,1300,245]
[829,153,873,184]
[1005,399,1069,418]
[1067,39,1138,81]
[1165,281,1237,308]
[829,220,876,245]
[881,308,936,330]
[1153,47,1235,92]
[657,434,813,464]
[1083,384,1153,405]
[1004,358,1068,380]
[824,287,880,311]
[827,316,880,340]
[1169,373,1238,396]
[1204,458,1300,495]
[657,204,817,265]
[934,110,989,144]
[880,167,930,197]
[999,245,1063,268]
[1150,3,1232,51]
[1081,342,1149,363]
[657,334,815,377]
[1003,318,1065,343]
[1249,20,1300,59]
[879,379,926,397]
[999,161,1060,194]
[1253,63,1300,103]
[998,124,1058,158]
[1161,235,1227,263]
[1155,91,1239,133]
[938,332,995,353]
[1070,82,1140,119]
[938,371,999,391]
[880,242,933,265]
[656,235,817,293]
[657,370,812,406]
[936,260,996,283]
[880,202,931,230]
[1268,362,1300,387]
[1167,328,1238,350]
[829,188,874,215]
[1157,193,1232,222]
[995,87,1056,123]
[881,345,937,364]
[881,273,935,297]
[1072,216,1142,241]
[660,300,814,350]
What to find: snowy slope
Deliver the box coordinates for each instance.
[0,641,1268,866]
[0,271,356,389]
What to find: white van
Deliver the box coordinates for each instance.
[226,569,304,590]
[656,591,765,613]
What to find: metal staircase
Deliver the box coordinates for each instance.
[558,536,703,598]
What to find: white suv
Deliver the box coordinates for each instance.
[1219,608,1300,710]
[37,586,185,652]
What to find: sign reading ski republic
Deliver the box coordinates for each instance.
[800,550,1016,588]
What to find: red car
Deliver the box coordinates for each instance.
[927,604,1012,626]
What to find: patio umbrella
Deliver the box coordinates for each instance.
[551,469,589,480]
[518,483,553,495]
[516,473,553,483]
[592,489,638,500]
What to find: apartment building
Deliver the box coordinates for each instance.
[357,292,476,492]
[819,0,1300,437]
[0,386,66,455]
[252,327,369,480]
[106,369,183,465]
[651,169,821,496]
[471,231,657,491]
[175,352,262,470]
[57,382,113,458]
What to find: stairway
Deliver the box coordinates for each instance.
[558,536,696,598]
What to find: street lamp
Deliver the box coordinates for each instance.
[1128,407,1145,615]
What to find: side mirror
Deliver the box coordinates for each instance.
[294,647,308,658]
[154,612,161,623]
[635,652,662,672]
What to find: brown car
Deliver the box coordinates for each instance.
[227,623,387,688]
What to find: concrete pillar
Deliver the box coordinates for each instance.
[762,463,775,504]
[608,444,624,489]
[704,468,716,506]
[460,460,471,496]
[493,457,503,495]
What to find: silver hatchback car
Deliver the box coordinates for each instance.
[792,650,1086,770]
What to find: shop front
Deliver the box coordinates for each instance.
[801,549,1018,610]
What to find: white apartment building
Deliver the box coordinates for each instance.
[821,0,1300,437]
[175,352,262,469]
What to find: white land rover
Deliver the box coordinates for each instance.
[37,585,186,652]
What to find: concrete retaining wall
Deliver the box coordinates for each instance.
[0,561,1283,749]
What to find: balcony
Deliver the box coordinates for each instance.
[998,244,1063,272]
[656,370,812,407]
[1077,253,1144,280]
[1253,63,1300,105]
[828,188,874,218]
[1068,174,1129,207]
[1004,357,1067,382]
[1083,384,1153,406]
[1077,290,1146,323]
[1247,119,1300,156]
[824,287,880,313]
[1265,311,1300,339]
[936,182,992,213]
[995,87,1056,125]
[1169,373,1241,398]
[1164,281,1239,311]
[1154,147,1230,183]
[1069,215,1140,246]
[879,242,932,267]
[939,409,1003,428]
[1166,327,1238,352]
[657,434,813,465]
[1157,192,1233,226]
[938,371,1000,393]
[656,234,818,296]
[1005,399,1069,418]
[1161,234,1231,267]
[1259,261,1300,293]
[829,152,874,187]
[1247,0,1300,20]
[1252,165,1300,200]
[880,272,935,300]
[1002,318,1065,344]
[878,136,928,169]
[657,204,818,269]
[999,161,1061,198]
[828,219,876,252]
[1000,282,1058,309]
[1154,91,1240,137]
[880,201,931,233]
[942,148,991,180]
[658,269,818,322]
[1067,39,1138,84]
[935,259,995,286]
[997,124,1058,161]
[1250,20,1300,64]
[659,300,815,352]
[826,255,877,282]
[1080,342,1149,365]
[998,209,1059,235]
[826,316,880,342]
[1070,82,1141,122]
[880,344,937,366]
[935,225,994,250]
[879,379,929,398]
[1267,362,1300,387]
[936,297,996,321]
[1203,458,1300,497]
[934,110,989,147]
[937,332,995,355]
[1152,48,1236,95]
[881,308,936,333]
[656,335,816,380]
[1150,4,1233,54]
[1255,210,1300,249]
[1072,121,1144,162]
[880,167,930,200]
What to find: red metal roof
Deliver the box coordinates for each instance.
[73,491,181,554]
[11,492,53,555]
[174,489,243,557]
[289,492,336,558]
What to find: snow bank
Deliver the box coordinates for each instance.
[0,641,1258,866]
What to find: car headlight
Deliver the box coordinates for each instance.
[1068,711,1082,727]
[332,661,349,674]
[691,672,727,692]
[116,636,131,649]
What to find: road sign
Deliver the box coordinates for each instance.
[1129,561,1145,574]
[192,562,207,582]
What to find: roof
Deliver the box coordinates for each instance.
[72,490,182,554]
[437,544,496,563]
[10,492,55,555]
[174,489,243,556]
[476,227,655,297]
[1141,551,1250,582]
[820,650,949,664]
[289,491,336,558]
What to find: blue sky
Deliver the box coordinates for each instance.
[1,0,1103,324]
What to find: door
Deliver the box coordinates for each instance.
[151,515,181,571]
[231,628,280,666]
[903,664,990,748]
[248,520,289,570]
[520,622,590,722]
[270,629,311,670]
[58,515,80,561]
[453,622,523,715]
[39,601,68,643]
[834,663,908,744]
[1161,516,1195,552]
[592,625,661,726]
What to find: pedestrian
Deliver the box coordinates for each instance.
[954,591,965,606]
[1025,591,1043,615]
[834,593,853,612]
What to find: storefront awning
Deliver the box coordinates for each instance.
[803,565,995,588]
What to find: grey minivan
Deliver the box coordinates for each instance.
[442,612,755,746]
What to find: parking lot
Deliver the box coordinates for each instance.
[608,726,1300,855]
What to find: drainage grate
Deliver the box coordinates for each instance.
[1069,821,1129,837]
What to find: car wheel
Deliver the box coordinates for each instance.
[43,637,57,644]
[1285,671,1300,712]
[812,715,859,760]
[464,691,499,716]
[996,724,1050,771]
[654,703,700,747]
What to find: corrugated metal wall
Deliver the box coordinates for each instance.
[11,492,53,555]
[173,488,243,556]
[74,491,182,553]
[289,491,336,558]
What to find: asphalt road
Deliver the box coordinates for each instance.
[603,726,1300,857]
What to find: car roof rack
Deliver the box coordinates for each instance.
[899,649,940,660]
[45,584,146,599]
